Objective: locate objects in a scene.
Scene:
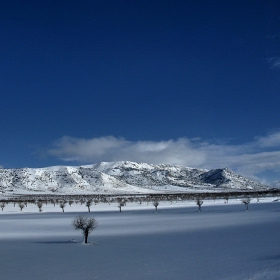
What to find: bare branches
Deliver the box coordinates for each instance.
[117,198,126,213]
[196,198,203,212]
[85,199,93,212]
[59,200,66,212]
[153,201,159,212]
[0,202,6,211]
[242,197,251,211]
[72,215,98,243]
[18,202,25,211]
[37,201,43,212]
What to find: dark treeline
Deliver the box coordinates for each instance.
[0,189,279,205]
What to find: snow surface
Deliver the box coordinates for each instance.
[0,199,280,279]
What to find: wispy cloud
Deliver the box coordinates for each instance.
[49,136,207,167]
[266,57,280,69]
[255,131,280,147]
[47,132,280,183]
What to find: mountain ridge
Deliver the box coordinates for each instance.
[0,161,271,195]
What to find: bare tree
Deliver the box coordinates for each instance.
[165,195,173,205]
[37,201,43,212]
[59,200,66,212]
[0,202,6,211]
[118,201,125,213]
[196,198,203,212]
[145,197,150,205]
[137,198,143,205]
[153,201,159,212]
[18,202,25,211]
[224,194,230,204]
[242,197,251,211]
[86,199,93,212]
[254,194,260,203]
[51,199,56,207]
[211,194,217,202]
[72,215,98,244]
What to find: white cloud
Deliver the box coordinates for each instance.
[255,132,280,147]
[49,136,129,162]
[49,136,206,167]
[48,132,280,183]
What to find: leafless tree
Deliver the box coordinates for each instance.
[242,197,251,211]
[212,194,217,202]
[224,194,230,204]
[254,194,260,203]
[196,198,203,212]
[118,201,125,212]
[145,197,151,205]
[138,198,143,205]
[0,202,6,211]
[37,201,43,212]
[51,199,56,207]
[168,198,173,205]
[18,202,25,211]
[72,215,98,244]
[153,201,159,212]
[86,199,93,212]
[59,200,66,212]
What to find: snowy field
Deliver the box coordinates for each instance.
[1,199,280,280]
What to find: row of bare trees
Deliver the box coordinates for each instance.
[3,189,275,206]
[0,194,256,213]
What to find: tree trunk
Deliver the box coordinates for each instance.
[198,205,201,212]
[84,231,88,244]
[88,206,90,212]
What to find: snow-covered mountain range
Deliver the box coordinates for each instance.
[0,161,271,195]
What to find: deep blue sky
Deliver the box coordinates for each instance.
[1,0,280,183]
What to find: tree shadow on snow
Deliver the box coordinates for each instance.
[32,240,77,244]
